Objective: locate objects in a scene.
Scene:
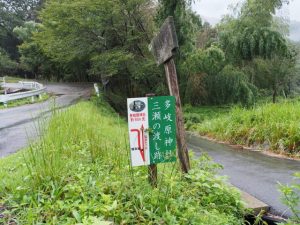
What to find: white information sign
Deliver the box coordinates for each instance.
[127,98,150,167]
[128,96,177,167]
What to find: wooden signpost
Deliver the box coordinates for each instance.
[127,16,190,188]
[150,16,190,173]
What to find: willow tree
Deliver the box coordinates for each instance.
[218,0,295,102]
[220,26,289,63]
[239,0,289,26]
[183,46,257,106]
[219,0,291,61]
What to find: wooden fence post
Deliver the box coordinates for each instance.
[146,93,158,187]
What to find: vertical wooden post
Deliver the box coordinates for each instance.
[150,16,190,173]
[164,59,190,173]
[146,93,158,187]
[148,164,157,187]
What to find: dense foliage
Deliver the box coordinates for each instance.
[156,0,201,57]
[0,0,43,58]
[217,0,297,103]
[32,0,169,110]
[0,97,245,224]
[183,46,257,106]
[0,48,17,75]
[0,0,299,106]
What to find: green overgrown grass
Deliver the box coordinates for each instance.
[193,101,300,156]
[1,76,31,83]
[183,104,230,130]
[0,97,245,224]
[0,93,50,109]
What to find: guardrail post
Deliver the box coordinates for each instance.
[1,77,6,95]
[94,83,100,97]
[31,96,35,103]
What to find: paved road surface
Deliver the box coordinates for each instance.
[187,133,300,218]
[0,83,92,157]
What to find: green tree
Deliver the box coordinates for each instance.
[156,0,202,57]
[219,0,291,63]
[184,46,256,105]
[33,0,164,110]
[253,56,296,103]
[217,0,296,102]
[14,21,54,79]
[0,48,17,76]
[0,0,44,59]
[220,26,289,63]
[239,0,289,27]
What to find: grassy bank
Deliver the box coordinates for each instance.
[0,76,33,83]
[0,93,50,109]
[187,101,300,157]
[0,97,244,224]
[184,104,230,130]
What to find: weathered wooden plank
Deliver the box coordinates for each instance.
[164,59,190,173]
[150,16,190,173]
[150,16,179,65]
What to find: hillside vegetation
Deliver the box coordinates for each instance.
[0,98,244,224]
[187,100,300,157]
[1,0,299,110]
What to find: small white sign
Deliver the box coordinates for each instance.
[127,98,150,167]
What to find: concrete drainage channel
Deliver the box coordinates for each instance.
[246,214,286,224]
[238,188,286,224]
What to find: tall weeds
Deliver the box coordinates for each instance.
[0,97,245,224]
[197,101,300,155]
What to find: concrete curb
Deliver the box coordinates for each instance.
[239,189,270,215]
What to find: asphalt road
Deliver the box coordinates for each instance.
[0,83,92,157]
[187,133,300,218]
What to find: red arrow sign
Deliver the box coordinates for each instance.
[130,126,145,162]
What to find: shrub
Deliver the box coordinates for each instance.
[278,173,300,224]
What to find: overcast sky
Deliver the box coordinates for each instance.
[192,0,300,25]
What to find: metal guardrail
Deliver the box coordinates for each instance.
[0,77,4,86]
[0,80,46,107]
[94,83,100,97]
